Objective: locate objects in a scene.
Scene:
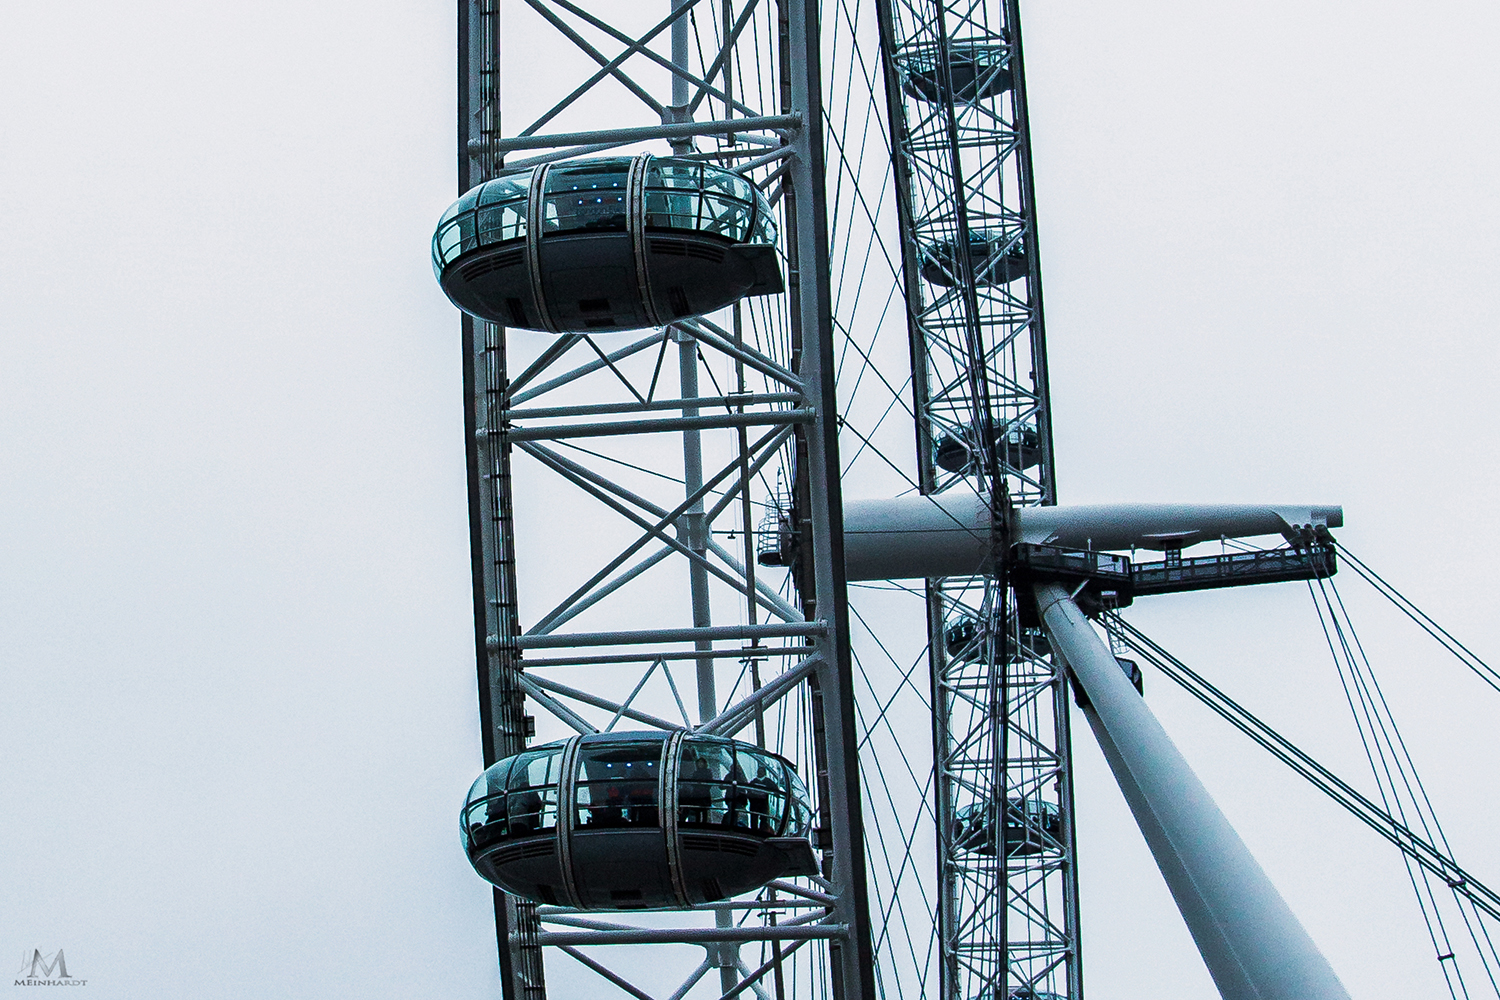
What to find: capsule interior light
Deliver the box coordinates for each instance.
[432,155,784,334]
[461,731,818,909]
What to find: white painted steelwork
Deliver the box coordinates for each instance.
[1034,582,1351,1000]
[843,497,1344,581]
[453,4,877,1000]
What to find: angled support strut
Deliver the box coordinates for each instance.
[1033,582,1350,1000]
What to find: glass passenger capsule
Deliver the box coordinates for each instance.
[968,988,1065,1000]
[943,616,1051,664]
[945,617,981,661]
[432,155,783,333]
[461,731,817,909]
[970,990,1066,1000]
[934,423,1042,475]
[919,229,1028,288]
[952,798,1063,857]
[900,42,1015,104]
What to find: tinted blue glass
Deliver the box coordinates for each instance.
[644,190,699,231]
[477,202,526,245]
[735,748,785,835]
[440,185,481,226]
[679,739,734,829]
[543,160,631,234]
[509,747,563,791]
[436,218,467,265]
[700,194,751,241]
[701,167,754,203]
[652,160,702,190]
[502,747,561,834]
[508,787,559,835]
[784,765,812,835]
[752,189,778,243]
[462,757,517,851]
[478,174,529,206]
[575,741,662,829]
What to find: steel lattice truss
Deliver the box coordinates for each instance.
[874,0,1055,505]
[455,1,1074,1000]
[458,3,877,1000]
[858,0,1079,998]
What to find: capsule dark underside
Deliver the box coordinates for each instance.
[935,425,1041,473]
[446,230,781,333]
[953,799,1062,857]
[903,51,1014,104]
[921,238,1027,288]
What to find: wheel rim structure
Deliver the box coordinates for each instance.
[453,2,1075,1000]
[455,4,879,1000]
[825,1,1077,999]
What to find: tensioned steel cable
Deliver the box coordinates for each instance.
[1333,541,1500,696]
[1114,607,1487,998]
[1327,554,1500,989]
[1217,537,1500,988]
[1308,576,1472,1000]
[1103,613,1500,925]
[1317,574,1500,997]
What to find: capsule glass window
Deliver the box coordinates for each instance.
[574,740,662,830]
[734,747,790,836]
[678,739,735,830]
[653,160,703,190]
[476,174,529,246]
[783,764,812,835]
[644,189,701,231]
[700,194,752,242]
[701,169,755,204]
[462,756,516,852]
[751,189,778,244]
[543,160,630,234]
[439,186,481,227]
[432,213,480,273]
[506,746,564,835]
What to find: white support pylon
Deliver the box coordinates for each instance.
[1034,581,1351,1000]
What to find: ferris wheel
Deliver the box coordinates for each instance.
[432,3,1500,1000]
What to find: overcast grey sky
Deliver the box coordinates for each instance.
[3,0,1500,997]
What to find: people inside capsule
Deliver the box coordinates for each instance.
[461,731,817,909]
[432,154,783,333]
